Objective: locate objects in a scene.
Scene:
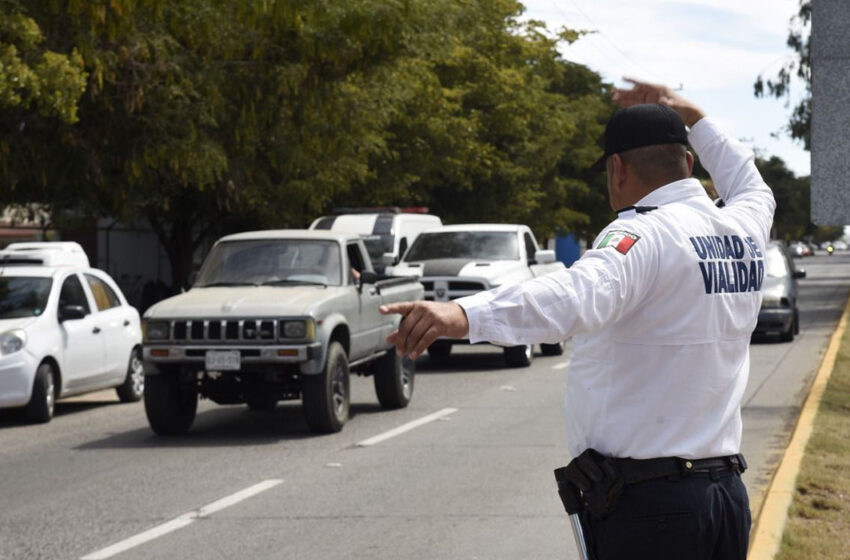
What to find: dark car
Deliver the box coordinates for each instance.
[755,241,806,341]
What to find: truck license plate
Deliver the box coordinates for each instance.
[205,350,241,371]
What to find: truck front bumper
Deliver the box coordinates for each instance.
[143,343,323,373]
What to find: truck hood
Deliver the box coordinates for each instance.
[144,286,347,319]
[391,259,529,285]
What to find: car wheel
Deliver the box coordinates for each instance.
[144,370,198,435]
[427,342,452,361]
[373,347,414,409]
[540,342,564,356]
[26,362,56,423]
[302,342,350,433]
[116,347,145,402]
[780,320,795,342]
[504,344,534,368]
[794,308,800,335]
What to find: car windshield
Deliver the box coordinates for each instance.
[404,231,518,261]
[195,240,342,287]
[0,277,53,319]
[765,246,789,278]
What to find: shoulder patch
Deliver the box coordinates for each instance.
[597,230,640,255]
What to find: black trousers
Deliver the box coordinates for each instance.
[579,471,751,560]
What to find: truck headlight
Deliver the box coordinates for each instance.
[281,320,315,340]
[0,330,27,356]
[144,321,170,341]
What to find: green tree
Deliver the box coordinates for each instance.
[754,0,810,149]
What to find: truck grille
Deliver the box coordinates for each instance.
[169,319,281,343]
[422,279,488,301]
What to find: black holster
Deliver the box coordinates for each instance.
[554,449,625,520]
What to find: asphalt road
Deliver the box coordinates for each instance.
[0,252,848,560]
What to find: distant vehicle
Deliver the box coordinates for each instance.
[390,224,565,367]
[755,241,806,342]
[142,230,424,435]
[310,209,442,273]
[0,242,144,423]
[788,241,809,258]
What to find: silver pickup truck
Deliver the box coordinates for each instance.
[141,230,423,434]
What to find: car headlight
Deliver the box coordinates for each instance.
[144,320,170,341]
[761,295,790,308]
[0,330,27,356]
[281,320,315,340]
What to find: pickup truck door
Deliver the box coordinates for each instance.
[346,242,383,360]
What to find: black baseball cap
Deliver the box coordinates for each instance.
[593,104,688,170]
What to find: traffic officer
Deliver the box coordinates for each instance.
[380,79,774,559]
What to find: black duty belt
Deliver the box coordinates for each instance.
[612,454,747,485]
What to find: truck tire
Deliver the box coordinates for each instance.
[504,344,534,368]
[116,347,145,402]
[373,347,414,409]
[540,342,564,356]
[427,342,452,360]
[144,371,198,435]
[26,362,56,423]
[302,342,350,433]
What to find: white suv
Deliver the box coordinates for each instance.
[0,242,143,422]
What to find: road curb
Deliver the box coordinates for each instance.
[748,292,850,559]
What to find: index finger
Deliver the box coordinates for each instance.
[380,301,416,316]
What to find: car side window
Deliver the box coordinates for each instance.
[59,275,91,315]
[85,274,121,311]
[524,232,538,263]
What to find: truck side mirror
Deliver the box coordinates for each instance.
[534,250,556,264]
[359,271,379,285]
[378,253,397,266]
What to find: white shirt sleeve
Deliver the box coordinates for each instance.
[688,118,776,244]
[456,225,657,345]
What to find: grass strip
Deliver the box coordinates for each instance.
[776,328,850,559]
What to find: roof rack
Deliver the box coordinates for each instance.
[0,242,90,268]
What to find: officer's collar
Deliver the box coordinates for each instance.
[630,178,706,209]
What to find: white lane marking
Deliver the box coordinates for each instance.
[81,479,283,560]
[552,360,571,370]
[356,408,458,447]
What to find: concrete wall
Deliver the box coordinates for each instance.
[812,0,850,224]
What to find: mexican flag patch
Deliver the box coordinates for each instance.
[597,230,640,255]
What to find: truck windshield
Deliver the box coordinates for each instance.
[0,277,53,319]
[404,232,518,261]
[196,240,342,287]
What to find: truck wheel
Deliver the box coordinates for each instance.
[144,371,198,435]
[116,347,145,402]
[427,342,452,360]
[540,342,564,356]
[373,347,414,409]
[504,344,534,368]
[302,342,350,433]
[26,362,56,423]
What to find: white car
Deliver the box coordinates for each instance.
[0,242,144,423]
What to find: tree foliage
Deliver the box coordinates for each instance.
[754,0,811,149]
[0,0,615,288]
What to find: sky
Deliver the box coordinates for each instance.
[521,0,811,177]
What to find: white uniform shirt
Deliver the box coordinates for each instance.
[456,118,775,460]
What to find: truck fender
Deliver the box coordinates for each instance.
[300,314,349,375]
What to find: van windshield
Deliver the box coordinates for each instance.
[404,232,518,261]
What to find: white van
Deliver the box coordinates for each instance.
[309,210,442,271]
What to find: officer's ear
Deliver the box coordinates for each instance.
[686,150,694,177]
